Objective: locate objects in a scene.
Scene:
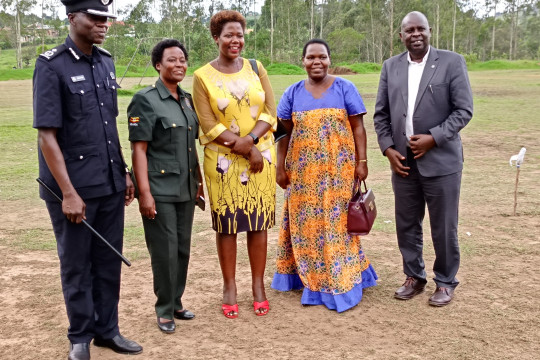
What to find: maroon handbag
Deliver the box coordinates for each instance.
[347,180,377,235]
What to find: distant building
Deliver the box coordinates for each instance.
[22,23,60,43]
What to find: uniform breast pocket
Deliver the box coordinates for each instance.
[147,159,182,197]
[63,145,107,188]
[66,82,98,116]
[160,118,186,145]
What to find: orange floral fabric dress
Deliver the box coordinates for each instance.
[271,77,377,312]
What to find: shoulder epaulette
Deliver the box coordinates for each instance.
[139,85,157,94]
[96,47,112,57]
[39,44,67,61]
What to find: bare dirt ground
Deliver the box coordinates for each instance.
[0,74,539,359]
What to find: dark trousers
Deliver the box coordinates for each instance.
[391,149,461,288]
[46,191,124,343]
[142,200,195,320]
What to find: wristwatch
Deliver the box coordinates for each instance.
[248,132,259,144]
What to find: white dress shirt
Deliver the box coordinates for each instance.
[406,46,430,143]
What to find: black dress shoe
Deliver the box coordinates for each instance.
[157,317,176,333]
[93,334,142,355]
[394,276,427,300]
[68,343,90,360]
[174,309,195,320]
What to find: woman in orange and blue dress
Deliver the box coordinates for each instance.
[272,39,378,312]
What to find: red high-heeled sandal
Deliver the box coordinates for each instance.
[221,303,239,319]
[253,300,270,316]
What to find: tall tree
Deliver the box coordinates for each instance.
[310,0,315,38]
[490,0,498,59]
[387,0,394,57]
[270,0,274,63]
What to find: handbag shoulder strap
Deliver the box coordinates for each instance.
[249,59,259,77]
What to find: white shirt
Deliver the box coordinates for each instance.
[406,46,430,142]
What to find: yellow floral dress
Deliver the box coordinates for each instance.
[192,59,277,234]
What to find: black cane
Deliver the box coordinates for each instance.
[36,178,132,267]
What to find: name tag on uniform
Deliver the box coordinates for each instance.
[71,75,86,82]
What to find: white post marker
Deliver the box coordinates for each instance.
[509,147,526,216]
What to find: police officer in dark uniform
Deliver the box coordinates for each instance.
[33,1,142,359]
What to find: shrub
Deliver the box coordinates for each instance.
[265,63,304,75]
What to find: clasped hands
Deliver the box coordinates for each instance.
[225,135,264,173]
[385,134,436,177]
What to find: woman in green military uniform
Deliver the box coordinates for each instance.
[128,39,203,333]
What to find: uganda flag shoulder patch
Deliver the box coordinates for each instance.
[129,117,140,126]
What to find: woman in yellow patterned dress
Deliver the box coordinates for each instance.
[192,10,276,318]
[272,39,378,312]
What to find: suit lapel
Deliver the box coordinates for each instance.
[414,47,439,112]
[397,53,408,110]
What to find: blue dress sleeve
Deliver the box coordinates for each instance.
[342,79,367,116]
[277,85,293,120]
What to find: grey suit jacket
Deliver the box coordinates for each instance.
[373,47,473,177]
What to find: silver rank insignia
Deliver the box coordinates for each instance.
[68,47,80,60]
[40,48,58,60]
[110,72,116,80]
[71,75,86,82]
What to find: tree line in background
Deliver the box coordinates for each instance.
[1,0,539,69]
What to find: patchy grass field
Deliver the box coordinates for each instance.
[0,71,539,359]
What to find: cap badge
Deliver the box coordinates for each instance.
[101,0,112,5]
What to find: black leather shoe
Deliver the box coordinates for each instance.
[68,343,90,360]
[174,309,195,320]
[157,317,176,333]
[93,334,142,355]
[394,276,427,300]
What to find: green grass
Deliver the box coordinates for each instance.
[0,229,57,251]
[1,69,540,234]
[0,124,40,201]
[0,48,17,69]
[0,68,35,81]
[117,84,149,97]
[467,59,540,71]
[1,70,540,360]
[337,62,382,74]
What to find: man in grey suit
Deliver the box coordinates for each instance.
[373,11,473,306]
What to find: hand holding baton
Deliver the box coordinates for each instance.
[36,178,132,267]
